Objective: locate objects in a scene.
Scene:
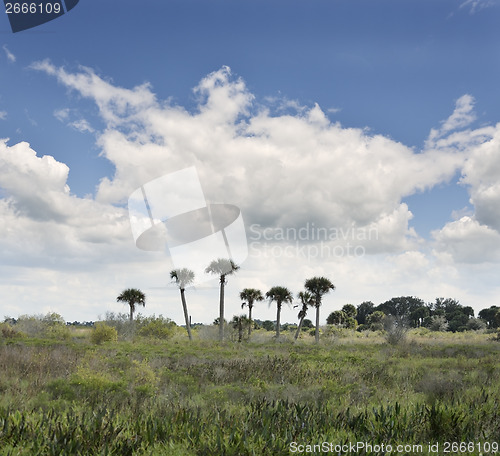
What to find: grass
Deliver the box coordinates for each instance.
[0,327,499,454]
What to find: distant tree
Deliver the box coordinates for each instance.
[410,306,430,328]
[240,288,264,337]
[431,298,473,332]
[116,288,145,322]
[305,277,335,343]
[294,291,314,340]
[302,318,314,329]
[205,258,240,341]
[342,304,357,319]
[479,306,500,328]
[231,315,251,342]
[377,296,424,321]
[266,286,293,339]
[170,268,195,341]
[356,301,374,325]
[366,310,385,331]
[262,320,275,331]
[327,310,346,326]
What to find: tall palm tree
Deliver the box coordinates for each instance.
[294,291,314,340]
[116,288,146,322]
[240,288,264,337]
[205,258,240,342]
[265,286,293,339]
[304,277,335,343]
[170,268,195,341]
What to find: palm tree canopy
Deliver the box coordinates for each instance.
[240,288,264,309]
[170,268,195,289]
[304,277,335,306]
[116,288,146,312]
[266,286,293,308]
[205,258,240,281]
[296,291,314,318]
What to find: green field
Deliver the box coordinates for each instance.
[0,325,499,455]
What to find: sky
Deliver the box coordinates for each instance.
[1,0,500,325]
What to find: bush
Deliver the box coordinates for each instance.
[428,315,449,332]
[137,316,176,339]
[466,317,486,331]
[90,323,118,344]
[47,324,71,341]
[0,322,24,339]
[384,315,408,345]
[14,312,68,338]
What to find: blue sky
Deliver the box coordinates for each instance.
[1,0,500,324]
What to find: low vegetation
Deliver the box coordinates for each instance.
[0,313,499,455]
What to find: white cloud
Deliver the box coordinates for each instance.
[460,0,496,14]
[31,64,471,253]
[426,94,482,147]
[54,108,70,122]
[2,45,15,63]
[433,216,500,263]
[70,118,94,133]
[0,111,6,120]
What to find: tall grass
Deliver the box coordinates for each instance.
[0,329,498,454]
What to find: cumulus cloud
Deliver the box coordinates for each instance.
[0,139,134,269]
[433,216,500,263]
[0,111,6,120]
[31,63,476,256]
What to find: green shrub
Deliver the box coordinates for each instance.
[137,316,175,339]
[90,323,118,344]
[0,323,24,339]
[47,324,71,341]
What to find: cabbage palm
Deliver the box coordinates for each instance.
[205,258,240,341]
[304,277,335,343]
[266,286,293,339]
[240,288,264,337]
[294,291,314,340]
[116,288,146,322]
[170,268,195,341]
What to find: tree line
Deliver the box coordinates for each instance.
[116,257,335,343]
[116,259,500,342]
[327,297,500,332]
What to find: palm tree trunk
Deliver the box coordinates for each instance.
[129,305,133,322]
[276,303,281,339]
[180,288,192,341]
[238,319,243,342]
[219,276,225,342]
[248,305,253,337]
[315,305,320,343]
[295,315,305,340]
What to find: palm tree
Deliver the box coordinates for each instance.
[231,314,251,343]
[170,268,195,341]
[205,258,240,342]
[240,288,264,337]
[265,286,293,339]
[294,291,314,340]
[304,277,335,343]
[116,288,146,322]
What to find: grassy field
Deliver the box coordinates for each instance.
[0,326,499,455]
